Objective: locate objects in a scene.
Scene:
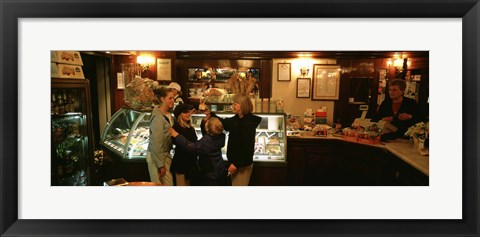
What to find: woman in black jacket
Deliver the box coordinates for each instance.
[201,93,261,186]
[170,103,200,186]
[373,79,419,141]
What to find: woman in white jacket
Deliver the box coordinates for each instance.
[146,87,175,185]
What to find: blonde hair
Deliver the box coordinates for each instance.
[206,117,224,135]
[232,93,253,115]
[176,111,193,128]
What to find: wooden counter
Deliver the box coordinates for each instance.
[286,135,429,186]
[384,142,429,176]
[291,134,429,176]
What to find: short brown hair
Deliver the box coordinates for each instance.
[206,117,224,135]
[232,93,253,115]
[388,79,406,91]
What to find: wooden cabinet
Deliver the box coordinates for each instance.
[287,139,341,185]
[388,152,429,186]
[287,137,427,186]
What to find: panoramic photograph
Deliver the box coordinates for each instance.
[51,50,429,186]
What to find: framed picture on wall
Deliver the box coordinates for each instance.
[156,58,172,81]
[296,78,311,98]
[312,64,341,100]
[277,62,291,81]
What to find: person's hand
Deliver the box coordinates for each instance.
[159,166,166,177]
[382,116,393,122]
[168,127,179,137]
[228,164,237,174]
[398,113,413,121]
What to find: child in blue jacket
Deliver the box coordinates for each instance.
[168,117,227,185]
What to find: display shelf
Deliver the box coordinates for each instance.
[51,78,94,186]
[101,109,287,163]
[191,112,287,163]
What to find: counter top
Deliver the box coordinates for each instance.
[287,134,429,176]
[384,142,429,176]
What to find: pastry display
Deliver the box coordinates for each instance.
[265,144,282,156]
[124,76,159,109]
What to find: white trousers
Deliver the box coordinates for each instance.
[146,153,173,186]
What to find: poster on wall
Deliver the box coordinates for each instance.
[156,58,171,81]
[312,64,341,100]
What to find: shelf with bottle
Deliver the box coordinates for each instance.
[51,88,83,116]
[52,123,88,186]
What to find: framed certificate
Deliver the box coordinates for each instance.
[156,58,171,81]
[296,78,311,98]
[312,64,341,100]
[277,62,291,81]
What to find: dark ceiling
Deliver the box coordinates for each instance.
[175,51,429,60]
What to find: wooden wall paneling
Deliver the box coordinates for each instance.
[249,166,287,186]
[334,59,351,127]
[260,59,272,98]
[334,58,377,127]
[407,57,429,70]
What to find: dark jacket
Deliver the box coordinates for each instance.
[373,96,419,138]
[170,122,199,181]
[220,113,261,167]
[174,132,226,181]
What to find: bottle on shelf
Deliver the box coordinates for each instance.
[57,91,65,115]
[52,92,57,115]
[73,90,81,112]
[63,89,71,113]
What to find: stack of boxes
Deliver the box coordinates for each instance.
[51,51,85,79]
[314,106,328,125]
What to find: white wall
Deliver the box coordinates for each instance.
[271,58,337,125]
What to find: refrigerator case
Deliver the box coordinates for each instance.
[100,108,151,159]
[100,109,287,163]
[51,78,94,186]
[191,113,287,163]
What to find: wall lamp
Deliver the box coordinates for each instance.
[137,55,155,71]
[300,67,310,77]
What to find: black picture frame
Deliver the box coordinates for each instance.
[1,1,479,237]
[296,78,311,98]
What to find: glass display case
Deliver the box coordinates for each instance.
[51,78,94,186]
[101,108,152,159]
[101,109,287,163]
[191,112,287,163]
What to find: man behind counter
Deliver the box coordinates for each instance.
[373,79,418,141]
